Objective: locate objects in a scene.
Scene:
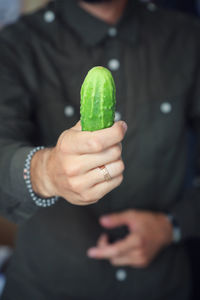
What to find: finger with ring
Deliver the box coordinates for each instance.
[99,165,112,182]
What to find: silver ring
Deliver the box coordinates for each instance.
[99,165,112,182]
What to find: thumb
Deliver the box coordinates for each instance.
[99,211,132,228]
[72,120,82,131]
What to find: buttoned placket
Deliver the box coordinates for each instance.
[44,10,55,23]
[43,9,77,123]
[104,28,124,124]
[115,268,127,282]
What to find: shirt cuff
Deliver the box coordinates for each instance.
[9,146,40,220]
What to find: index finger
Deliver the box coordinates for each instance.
[87,234,140,260]
[71,120,128,154]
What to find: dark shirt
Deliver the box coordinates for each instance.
[0,1,200,299]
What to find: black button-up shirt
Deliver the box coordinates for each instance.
[0,1,200,299]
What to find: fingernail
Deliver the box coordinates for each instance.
[87,248,97,258]
[121,121,128,133]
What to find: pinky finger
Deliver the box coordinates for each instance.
[90,174,123,200]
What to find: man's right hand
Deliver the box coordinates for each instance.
[30,121,127,206]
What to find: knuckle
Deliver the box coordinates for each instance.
[117,160,125,173]
[112,146,121,159]
[65,163,80,177]
[87,137,103,153]
[69,179,83,193]
[57,130,69,153]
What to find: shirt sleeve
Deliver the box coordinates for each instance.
[0,33,39,223]
[170,47,200,241]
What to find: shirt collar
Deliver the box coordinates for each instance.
[55,0,140,46]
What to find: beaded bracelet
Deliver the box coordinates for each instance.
[23,146,59,207]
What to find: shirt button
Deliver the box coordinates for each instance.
[147,2,157,12]
[160,102,172,114]
[108,27,117,37]
[114,111,121,121]
[115,269,127,282]
[108,59,120,71]
[64,105,75,117]
[44,11,55,23]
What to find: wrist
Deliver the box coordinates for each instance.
[31,147,57,198]
[166,213,182,244]
[157,213,173,246]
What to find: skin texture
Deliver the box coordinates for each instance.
[31,121,127,205]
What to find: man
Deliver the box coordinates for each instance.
[0,0,199,299]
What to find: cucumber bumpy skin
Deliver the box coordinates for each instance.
[80,66,116,131]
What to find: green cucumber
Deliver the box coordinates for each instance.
[80,66,116,131]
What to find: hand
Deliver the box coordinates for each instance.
[31,120,127,205]
[87,210,173,268]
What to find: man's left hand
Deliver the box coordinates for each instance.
[87,210,173,268]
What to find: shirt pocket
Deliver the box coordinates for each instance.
[122,95,187,208]
[127,94,187,172]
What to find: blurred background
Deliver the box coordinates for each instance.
[0,0,49,27]
[0,0,199,298]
